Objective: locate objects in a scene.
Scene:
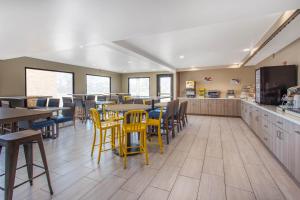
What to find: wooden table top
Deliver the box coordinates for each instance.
[32,107,70,112]
[155,102,169,107]
[96,101,115,105]
[0,107,52,123]
[105,104,151,112]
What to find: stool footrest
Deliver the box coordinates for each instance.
[0,163,47,191]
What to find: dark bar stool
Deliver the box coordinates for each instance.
[0,130,53,200]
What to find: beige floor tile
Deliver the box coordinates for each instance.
[168,176,199,200]
[180,158,203,179]
[188,138,207,160]
[150,164,180,191]
[81,175,126,200]
[205,138,222,159]
[197,173,226,200]
[122,168,158,195]
[52,177,97,200]
[226,186,255,200]
[203,157,224,177]
[110,189,139,200]
[139,186,169,200]
[165,150,188,167]
[224,164,252,192]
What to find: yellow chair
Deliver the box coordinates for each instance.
[147,107,164,153]
[90,108,121,164]
[121,110,149,169]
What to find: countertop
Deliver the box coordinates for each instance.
[178,97,241,100]
[242,99,300,125]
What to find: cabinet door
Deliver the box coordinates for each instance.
[200,100,209,115]
[292,123,300,182]
[208,100,217,115]
[216,100,225,116]
[187,99,192,114]
[274,126,289,168]
[224,99,233,116]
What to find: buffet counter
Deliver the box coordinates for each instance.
[178,97,241,116]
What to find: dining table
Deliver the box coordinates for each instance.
[0,107,52,132]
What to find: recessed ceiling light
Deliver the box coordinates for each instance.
[179,55,185,59]
[243,48,250,52]
[79,45,84,48]
[233,62,240,65]
[128,61,132,64]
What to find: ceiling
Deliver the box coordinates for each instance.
[248,12,300,65]
[0,0,300,73]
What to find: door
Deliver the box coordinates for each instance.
[157,74,173,102]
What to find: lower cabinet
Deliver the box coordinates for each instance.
[180,98,240,116]
[241,100,300,184]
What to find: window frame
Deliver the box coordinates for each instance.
[86,74,112,94]
[128,77,150,97]
[25,67,75,96]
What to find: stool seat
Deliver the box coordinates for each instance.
[0,130,40,143]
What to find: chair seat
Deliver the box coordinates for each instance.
[31,120,55,130]
[122,124,147,132]
[52,115,73,124]
[148,118,160,126]
[149,109,166,119]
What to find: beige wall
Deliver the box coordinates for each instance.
[0,57,122,96]
[121,72,175,97]
[255,38,300,85]
[178,67,255,97]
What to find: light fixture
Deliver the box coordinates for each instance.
[179,55,185,59]
[128,61,132,64]
[233,62,240,65]
[79,45,84,48]
[243,48,250,52]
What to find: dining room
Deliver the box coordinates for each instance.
[1,1,300,200]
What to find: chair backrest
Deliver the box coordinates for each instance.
[36,98,47,107]
[123,110,148,132]
[183,101,188,115]
[86,95,95,100]
[133,99,144,104]
[173,99,179,115]
[85,100,96,114]
[125,99,134,104]
[166,101,174,118]
[0,100,11,108]
[73,97,84,108]
[178,102,185,118]
[97,95,106,101]
[48,98,60,107]
[90,108,102,129]
[62,102,75,117]
[62,97,73,104]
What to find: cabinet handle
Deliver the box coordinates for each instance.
[264,125,268,128]
[277,121,283,125]
[264,114,268,117]
[295,131,300,135]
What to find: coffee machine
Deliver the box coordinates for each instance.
[282,86,300,109]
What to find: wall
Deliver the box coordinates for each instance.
[0,57,122,96]
[121,72,175,97]
[178,67,255,97]
[255,38,300,85]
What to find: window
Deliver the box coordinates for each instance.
[128,77,150,97]
[26,68,74,100]
[86,75,111,94]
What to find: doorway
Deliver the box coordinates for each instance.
[157,74,173,102]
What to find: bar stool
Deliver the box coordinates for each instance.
[0,130,53,200]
